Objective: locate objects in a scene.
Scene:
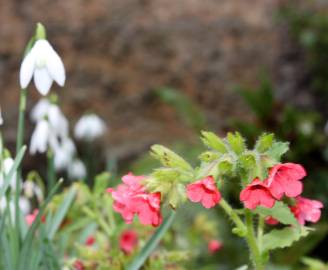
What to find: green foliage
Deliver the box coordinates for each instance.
[201,131,228,154]
[255,201,298,226]
[255,133,274,153]
[150,145,193,172]
[227,132,246,155]
[302,257,328,270]
[262,227,310,252]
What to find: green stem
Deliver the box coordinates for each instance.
[245,210,264,270]
[219,198,246,232]
[257,215,264,252]
[47,150,55,193]
[126,210,176,270]
[15,88,27,240]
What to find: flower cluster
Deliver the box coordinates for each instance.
[107,173,162,227]
[30,98,86,179]
[240,163,323,225]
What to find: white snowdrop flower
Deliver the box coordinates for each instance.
[54,138,76,171]
[20,39,65,95]
[30,98,51,122]
[30,119,50,154]
[0,157,17,190]
[74,114,107,142]
[0,197,30,220]
[19,196,31,215]
[68,159,86,180]
[48,104,69,138]
[23,180,44,202]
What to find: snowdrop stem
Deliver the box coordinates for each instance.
[47,149,55,192]
[245,210,265,270]
[86,142,95,186]
[15,87,27,240]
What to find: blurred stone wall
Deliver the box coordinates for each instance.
[0,0,281,159]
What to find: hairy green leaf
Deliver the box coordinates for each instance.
[255,133,274,153]
[150,145,192,171]
[201,131,228,153]
[256,201,298,226]
[266,142,289,161]
[226,132,246,155]
[262,227,309,252]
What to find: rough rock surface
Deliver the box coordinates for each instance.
[0,0,281,160]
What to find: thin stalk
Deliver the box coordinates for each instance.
[219,198,246,232]
[47,150,55,193]
[245,210,264,270]
[257,215,264,252]
[15,87,27,241]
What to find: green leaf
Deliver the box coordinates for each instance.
[150,145,192,171]
[262,227,309,252]
[266,142,289,161]
[48,187,77,239]
[0,146,26,199]
[201,131,228,153]
[255,201,298,226]
[301,257,328,269]
[126,211,176,270]
[167,183,186,209]
[218,159,234,176]
[198,151,221,162]
[17,179,63,270]
[226,132,246,154]
[93,172,111,195]
[255,133,274,153]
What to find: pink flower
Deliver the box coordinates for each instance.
[85,235,95,246]
[290,196,323,225]
[265,216,279,225]
[240,178,275,209]
[208,240,223,254]
[119,229,138,254]
[265,163,306,200]
[107,173,162,227]
[25,209,46,226]
[186,176,221,208]
[73,260,84,270]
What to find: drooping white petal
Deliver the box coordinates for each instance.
[30,120,50,154]
[33,67,53,96]
[48,105,68,137]
[46,47,65,86]
[19,197,31,215]
[30,98,51,122]
[74,114,107,141]
[53,137,76,171]
[3,158,17,190]
[19,50,36,89]
[68,159,86,180]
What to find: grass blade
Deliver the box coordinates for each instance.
[126,210,176,270]
[48,187,77,240]
[0,146,26,199]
